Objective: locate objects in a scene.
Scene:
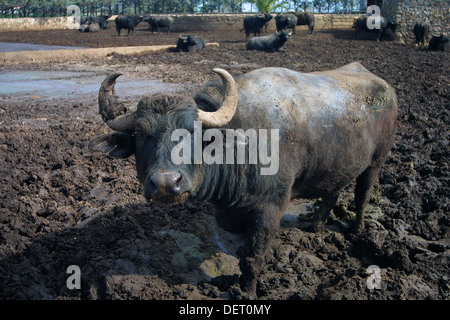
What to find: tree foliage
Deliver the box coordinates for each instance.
[246,0,289,13]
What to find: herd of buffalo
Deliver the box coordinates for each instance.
[77,12,449,52]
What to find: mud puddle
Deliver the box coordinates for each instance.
[0,42,86,52]
[0,69,184,104]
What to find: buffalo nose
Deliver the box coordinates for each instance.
[150,172,182,195]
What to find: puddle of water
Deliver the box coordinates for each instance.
[0,42,86,52]
[0,70,183,102]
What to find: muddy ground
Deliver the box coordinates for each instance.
[0,23,448,300]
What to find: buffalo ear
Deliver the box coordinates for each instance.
[88,132,135,158]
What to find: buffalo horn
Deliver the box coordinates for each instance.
[197,68,238,128]
[98,72,137,131]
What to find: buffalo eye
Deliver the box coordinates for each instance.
[132,130,142,138]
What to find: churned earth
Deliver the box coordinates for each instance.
[0,23,448,300]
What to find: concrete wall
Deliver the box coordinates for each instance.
[0,13,358,33]
[0,17,69,31]
[382,0,449,44]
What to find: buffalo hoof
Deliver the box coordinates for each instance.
[227,284,255,300]
[351,219,365,235]
[311,220,326,233]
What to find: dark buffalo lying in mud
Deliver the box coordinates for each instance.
[354,15,397,41]
[88,62,398,297]
[246,31,290,52]
[79,22,100,33]
[80,15,110,29]
[176,34,205,52]
[428,34,449,51]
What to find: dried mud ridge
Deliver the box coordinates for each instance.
[0,28,448,300]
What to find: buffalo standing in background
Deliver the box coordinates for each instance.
[241,12,273,40]
[145,16,175,34]
[354,15,397,41]
[246,31,290,52]
[292,11,315,34]
[413,22,428,46]
[275,13,297,35]
[428,34,449,51]
[88,62,398,297]
[115,14,143,36]
[176,35,205,52]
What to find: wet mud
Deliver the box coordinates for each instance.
[0,27,448,300]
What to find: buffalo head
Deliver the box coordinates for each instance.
[89,69,238,203]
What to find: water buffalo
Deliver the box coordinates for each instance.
[428,34,449,51]
[79,22,100,33]
[115,14,143,36]
[292,11,315,34]
[176,34,205,52]
[246,31,290,52]
[145,15,175,34]
[354,15,397,41]
[241,12,273,40]
[89,15,110,29]
[413,22,428,46]
[275,13,297,35]
[88,62,398,297]
[80,15,110,29]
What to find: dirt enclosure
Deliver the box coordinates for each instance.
[0,23,448,301]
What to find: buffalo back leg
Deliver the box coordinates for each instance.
[377,28,385,42]
[353,165,381,234]
[312,192,339,232]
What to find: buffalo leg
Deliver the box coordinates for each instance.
[377,29,384,42]
[239,200,289,296]
[353,166,381,234]
[312,192,339,232]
